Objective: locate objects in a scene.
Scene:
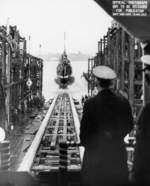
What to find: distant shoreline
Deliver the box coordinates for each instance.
[39,52,92,62]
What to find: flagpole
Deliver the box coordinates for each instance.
[64,32,66,53]
[28,35,31,54]
[39,44,42,56]
[6,17,10,35]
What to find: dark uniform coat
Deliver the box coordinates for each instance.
[133,103,150,185]
[80,89,133,186]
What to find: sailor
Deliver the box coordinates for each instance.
[133,54,150,185]
[12,108,18,128]
[80,65,133,186]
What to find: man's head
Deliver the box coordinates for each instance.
[92,65,117,89]
[141,54,150,85]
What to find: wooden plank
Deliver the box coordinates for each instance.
[18,95,58,172]
[50,119,59,148]
[50,97,62,148]
[129,37,135,107]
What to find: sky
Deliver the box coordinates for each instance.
[0,0,112,56]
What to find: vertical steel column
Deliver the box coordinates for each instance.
[121,29,125,90]
[129,37,135,108]
[5,43,11,129]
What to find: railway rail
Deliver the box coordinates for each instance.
[18,92,82,174]
[0,92,134,186]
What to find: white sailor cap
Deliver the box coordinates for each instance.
[93,65,117,80]
[141,55,150,65]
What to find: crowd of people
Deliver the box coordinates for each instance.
[79,58,150,185]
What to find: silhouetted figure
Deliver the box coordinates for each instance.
[133,61,150,185]
[80,65,133,186]
[12,109,18,128]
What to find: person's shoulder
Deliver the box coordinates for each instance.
[115,91,128,101]
[84,96,94,105]
[83,96,97,108]
[114,92,131,107]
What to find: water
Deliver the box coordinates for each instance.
[43,60,88,102]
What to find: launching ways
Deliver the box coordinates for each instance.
[0,91,133,185]
[0,92,82,186]
[0,92,83,185]
[0,2,148,184]
[18,92,82,173]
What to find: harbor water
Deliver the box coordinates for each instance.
[43,60,88,101]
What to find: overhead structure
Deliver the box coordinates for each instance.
[94,0,150,42]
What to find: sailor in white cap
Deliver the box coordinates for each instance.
[133,53,150,184]
[80,65,133,186]
[93,65,117,80]
[92,65,117,93]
